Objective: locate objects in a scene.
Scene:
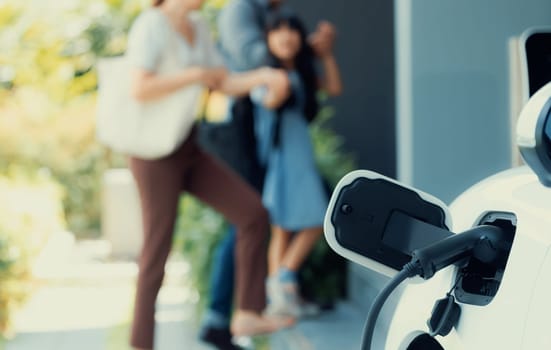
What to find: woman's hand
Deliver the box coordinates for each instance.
[262,68,291,109]
[130,66,228,101]
[202,67,229,90]
[263,68,290,98]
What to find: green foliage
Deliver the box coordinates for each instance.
[173,196,227,315]
[311,106,357,186]
[202,0,228,36]
[0,0,235,238]
[0,172,65,337]
[0,92,125,237]
[0,0,133,237]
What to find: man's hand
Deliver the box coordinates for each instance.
[309,21,337,58]
[198,67,228,89]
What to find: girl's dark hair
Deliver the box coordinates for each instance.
[152,0,164,6]
[265,12,319,123]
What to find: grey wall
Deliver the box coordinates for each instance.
[396,0,551,203]
[288,0,396,311]
[289,0,396,177]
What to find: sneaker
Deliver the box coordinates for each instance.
[231,311,295,337]
[265,278,302,317]
[266,277,322,318]
[297,299,321,318]
[199,325,243,350]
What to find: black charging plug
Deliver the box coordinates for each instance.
[411,225,507,279]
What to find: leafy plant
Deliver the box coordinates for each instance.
[0,0,228,239]
[0,0,134,237]
[173,196,227,315]
[311,106,357,186]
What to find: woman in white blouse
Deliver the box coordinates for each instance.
[125,0,293,349]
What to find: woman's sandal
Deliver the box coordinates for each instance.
[231,312,295,337]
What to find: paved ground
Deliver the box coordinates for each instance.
[2,233,372,350]
[271,303,369,350]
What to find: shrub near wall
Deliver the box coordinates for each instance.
[0,171,65,337]
[0,90,120,238]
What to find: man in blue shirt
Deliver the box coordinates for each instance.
[218,0,283,71]
[199,2,287,349]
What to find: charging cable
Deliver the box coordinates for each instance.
[360,261,421,350]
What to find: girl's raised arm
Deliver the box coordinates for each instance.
[310,21,343,96]
[319,54,342,96]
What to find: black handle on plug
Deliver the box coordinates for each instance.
[411,225,507,280]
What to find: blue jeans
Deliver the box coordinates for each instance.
[208,224,236,319]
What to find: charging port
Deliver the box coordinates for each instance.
[406,334,445,350]
[454,212,516,306]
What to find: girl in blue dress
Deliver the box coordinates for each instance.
[251,12,343,316]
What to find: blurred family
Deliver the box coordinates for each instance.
[123,0,341,349]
